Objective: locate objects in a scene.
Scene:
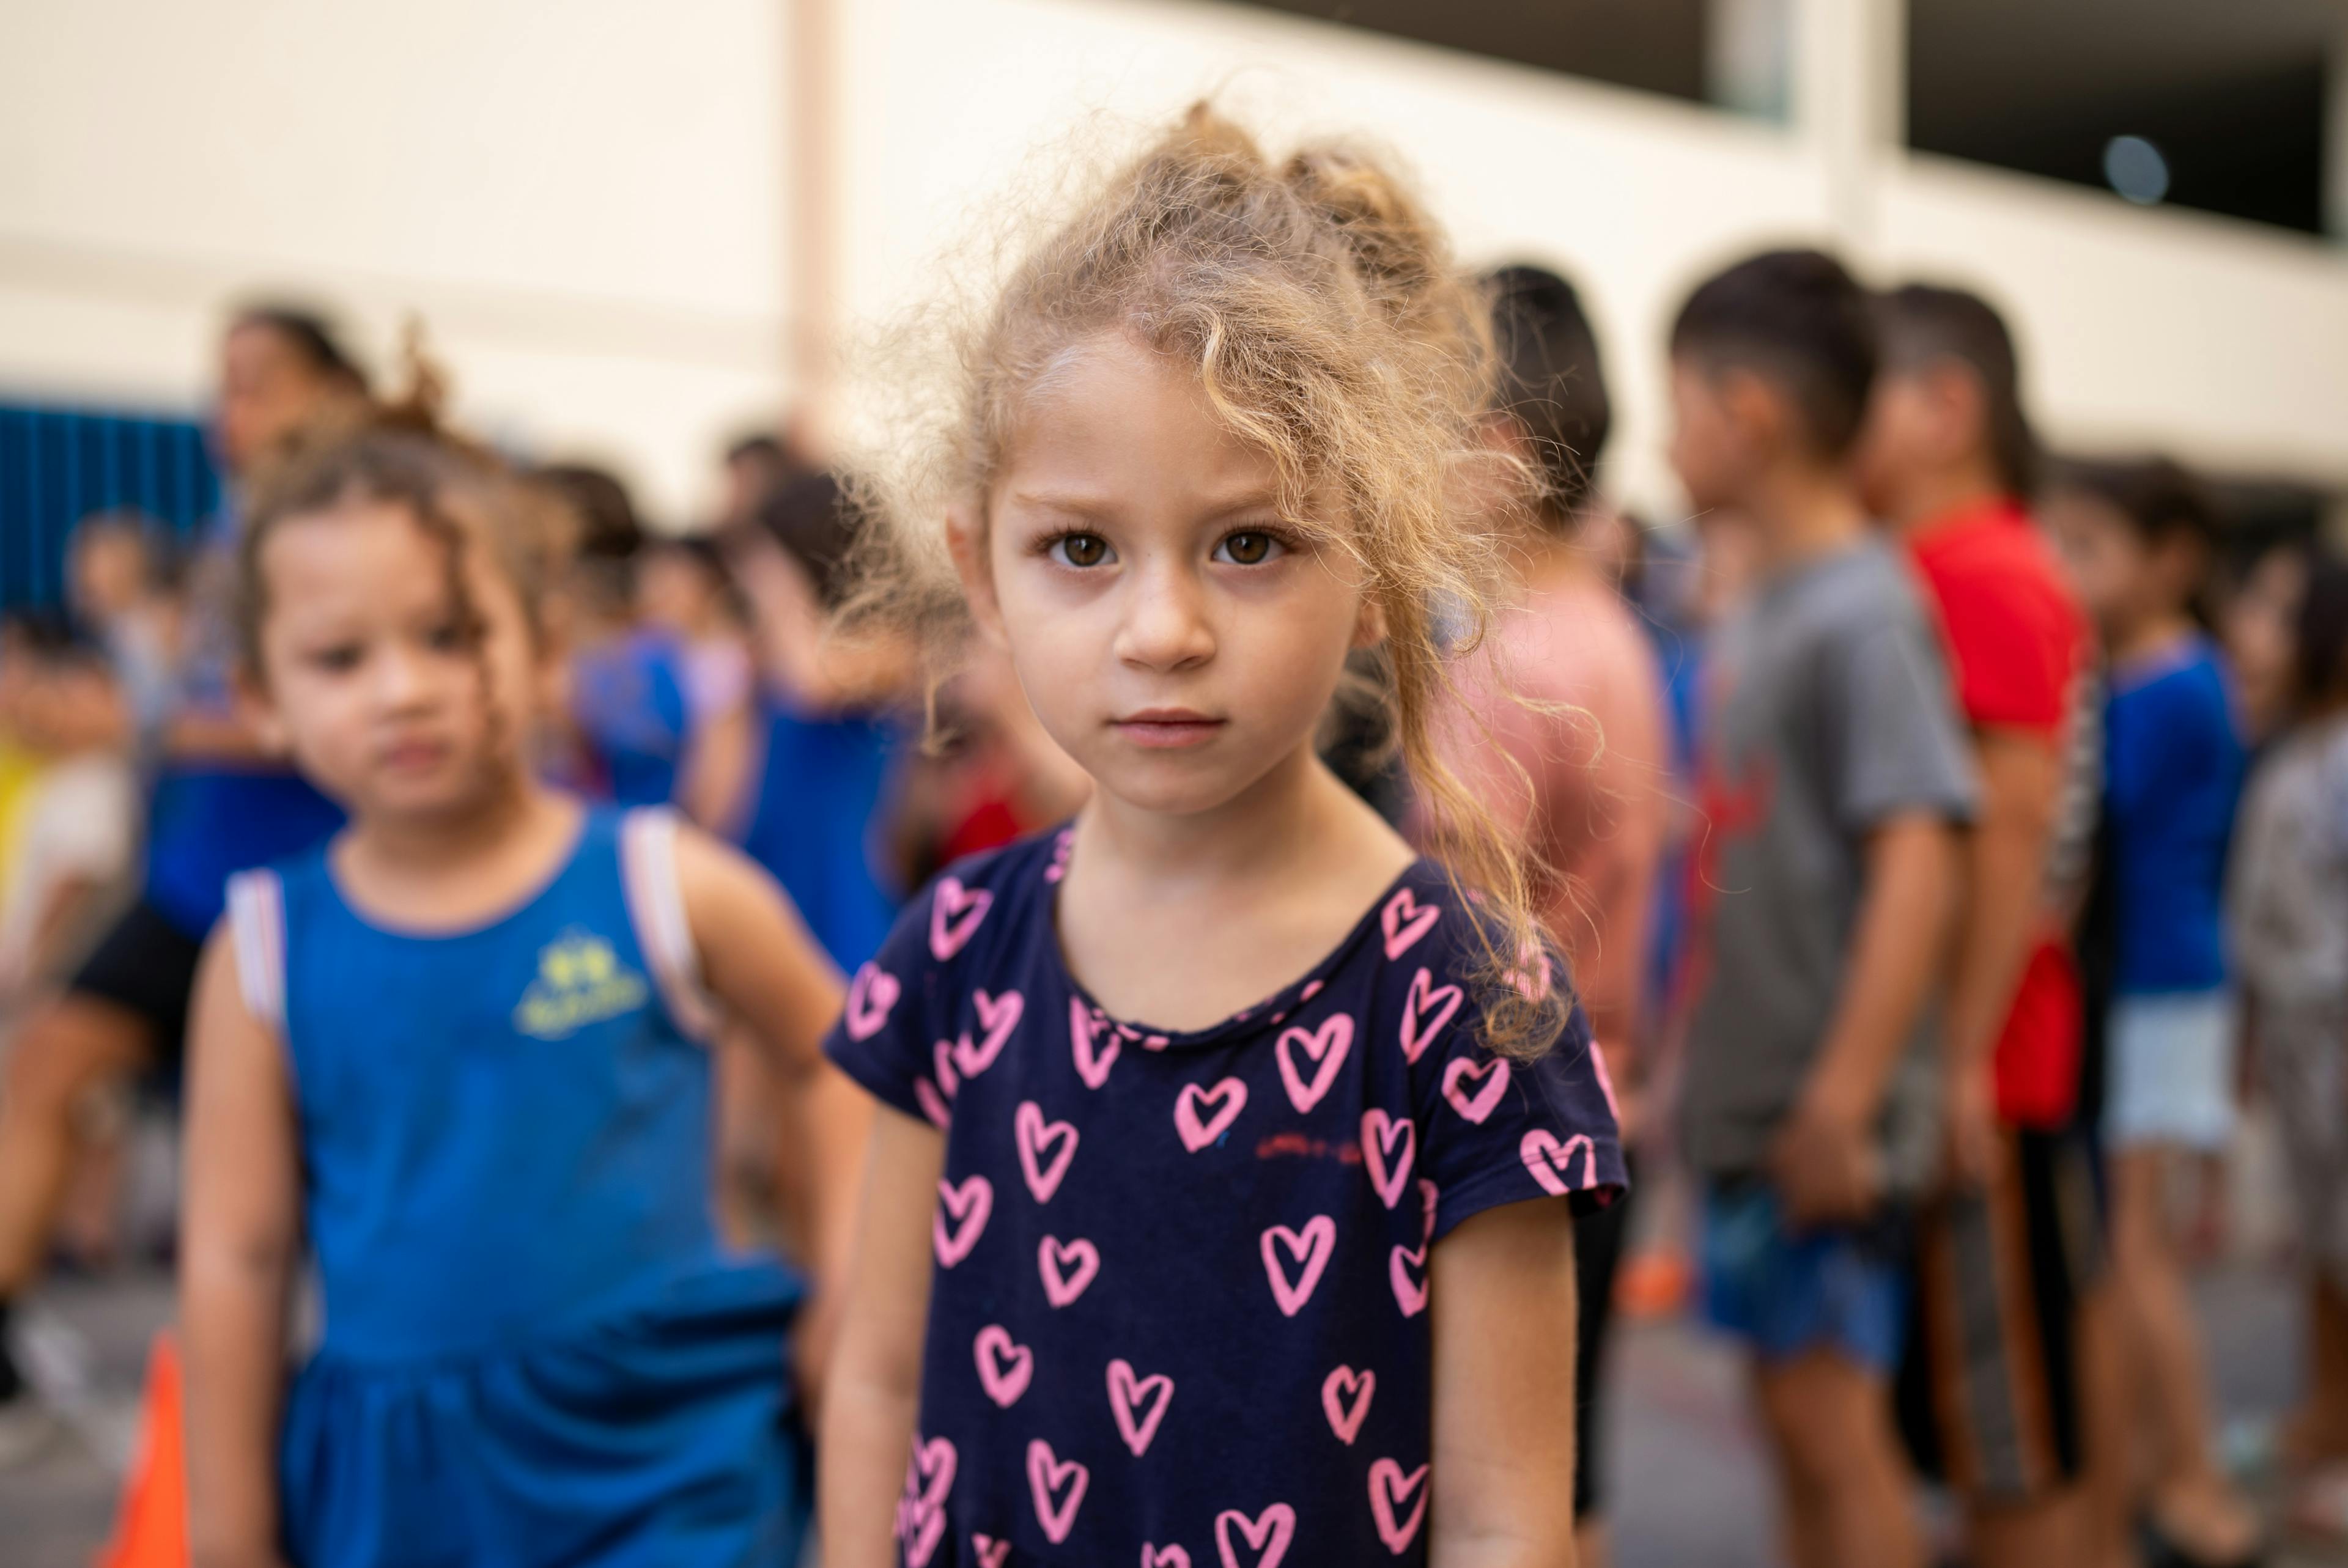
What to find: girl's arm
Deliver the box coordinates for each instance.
[180,930,301,1568]
[1430,1198,1581,1568]
[819,1106,944,1568]
[671,828,869,1385]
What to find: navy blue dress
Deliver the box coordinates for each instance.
[228,808,807,1567]
[823,828,1625,1567]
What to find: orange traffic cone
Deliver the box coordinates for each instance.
[95,1331,186,1568]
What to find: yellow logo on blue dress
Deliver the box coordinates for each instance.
[513,929,650,1040]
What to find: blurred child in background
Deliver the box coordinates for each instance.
[2045,457,2259,1567]
[179,383,868,1568]
[1855,282,2099,1567]
[820,107,1623,1566]
[2229,554,2348,1548]
[1671,249,1974,1568]
[1442,260,1668,1568]
[0,306,356,1458]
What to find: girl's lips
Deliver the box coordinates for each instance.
[1110,712,1226,749]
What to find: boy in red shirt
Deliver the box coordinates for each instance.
[1855,284,2106,1566]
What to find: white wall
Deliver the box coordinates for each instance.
[836,0,2348,509]
[0,0,792,521]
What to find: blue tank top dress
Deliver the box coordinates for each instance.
[227,808,807,1568]
[572,633,695,808]
[736,693,901,973]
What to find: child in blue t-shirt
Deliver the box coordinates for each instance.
[2047,456,2258,1561]
[179,405,871,1567]
[816,108,1623,1568]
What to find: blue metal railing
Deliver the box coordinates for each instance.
[0,401,219,609]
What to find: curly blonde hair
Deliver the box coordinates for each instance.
[845,105,1565,1058]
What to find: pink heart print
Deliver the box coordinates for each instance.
[901,1435,957,1567]
[1038,1234,1101,1307]
[1141,1547,1192,1568]
[1441,1055,1510,1123]
[929,877,994,960]
[843,962,899,1040]
[954,988,1024,1078]
[1275,1015,1353,1114]
[1419,1179,1439,1243]
[1380,886,1441,960]
[1259,1216,1336,1317]
[1214,1503,1296,1568]
[932,1176,992,1267]
[1358,1110,1415,1210]
[1589,1035,1622,1122]
[1505,935,1553,1001]
[1107,1358,1176,1456]
[1520,1128,1597,1196]
[1025,1438,1090,1545]
[1175,1078,1247,1152]
[932,1040,961,1097]
[914,1078,953,1132]
[971,1535,1011,1568]
[1397,968,1463,1064]
[973,1324,1032,1407]
[1389,1241,1428,1317]
[1069,998,1121,1090]
[1015,1101,1079,1203]
[1368,1458,1431,1552]
[1320,1364,1375,1445]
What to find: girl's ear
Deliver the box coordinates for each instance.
[1351,594,1389,651]
[232,666,294,760]
[947,500,1008,649]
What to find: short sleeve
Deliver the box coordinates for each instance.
[1932,569,2078,735]
[1825,609,1979,833]
[1411,941,1627,1243]
[821,880,948,1125]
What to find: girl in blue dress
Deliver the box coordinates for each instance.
[177,402,870,1568]
[818,109,1625,1567]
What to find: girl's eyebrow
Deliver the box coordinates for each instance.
[1004,487,1282,523]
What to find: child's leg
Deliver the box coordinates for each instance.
[2073,1275,2143,1568]
[1752,1348,1924,1568]
[2110,1143,2258,1555]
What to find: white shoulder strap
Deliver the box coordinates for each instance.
[223,869,286,1037]
[618,808,721,1042]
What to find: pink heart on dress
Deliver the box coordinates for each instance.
[1014,1100,1079,1203]
[1214,1503,1296,1568]
[932,1176,992,1267]
[1520,1128,1597,1196]
[1441,1055,1510,1123]
[1504,937,1552,1001]
[1397,967,1463,1064]
[1359,1110,1415,1209]
[971,1534,1010,1568]
[1174,1078,1247,1152]
[843,962,900,1040]
[1025,1438,1089,1545]
[914,1078,953,1132]
[1589,1037,1622,1122]
[1141,1546,1192,1568]
[1107,1357,1175,1456]
[1380,887,1440,960]
[1389,1241,1428,1317]
[1275,1015,1353,1114]
[973,1323,1032,1407]
[1368,1458,1431,1552]
[904,1506,945,1567]
[929,876,994,960]
[932,1040,961,1097]
[1320,1364,1375,1446]
[1259,1216,1335,1317]
[954,988,1024,1077]
[901,1430,956,1567]
[1419,1179,1439,1243]
[1069,999,1120,1090]
[1038,1235,1100,1307]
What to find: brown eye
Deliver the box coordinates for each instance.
[1216,531,1280,566]
[1052,534,1110,568]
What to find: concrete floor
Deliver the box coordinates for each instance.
[1,1262,2338,1566]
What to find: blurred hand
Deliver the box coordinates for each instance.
[1940,1065,1999,1190]
[1768,1086,1881,1228]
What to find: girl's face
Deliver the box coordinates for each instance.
[962,333,1376,820]
[2043,487,2193,644]
[251,500,550,821]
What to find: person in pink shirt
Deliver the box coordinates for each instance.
[1438,263,1670,1568]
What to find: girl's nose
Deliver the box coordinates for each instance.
[1112,560,1216,674]
[372,644,436,709]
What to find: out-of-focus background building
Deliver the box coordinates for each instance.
[6,0,2345,591]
